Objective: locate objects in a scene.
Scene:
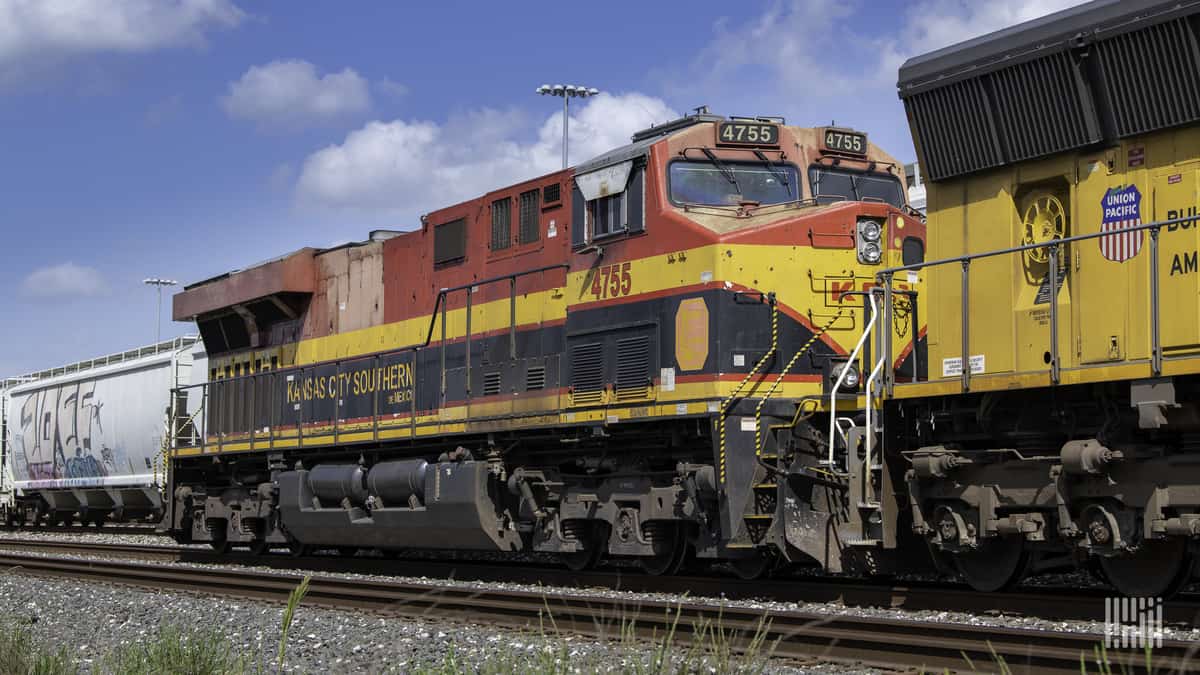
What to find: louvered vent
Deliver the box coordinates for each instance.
[525,365,546,391]
[905,77,1004,182]
[1095,17,1200,138]
[570,343,604,405]
[615,336,650,401]
[989,52,1098,162]
[482,371,502,397]
[900,4,1200,182]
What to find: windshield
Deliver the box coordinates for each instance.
[669,160,799,207]
[809,167,906,208]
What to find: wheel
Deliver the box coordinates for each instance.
[1098,538,1194,598]
[249,539,271,556]
[379,549,402,560]
[288,540,310,558]
[91,515,106,529]
[561,522,605,572]
[954,537,1031,592]
[640,523,688,576]
[729,551,773,580]
[209,537,232,555]
[337,547,358,558]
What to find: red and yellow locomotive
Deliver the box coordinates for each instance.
[168,110,923,576]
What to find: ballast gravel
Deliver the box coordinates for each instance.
[2,529,1198,657]
[0,572,851,674]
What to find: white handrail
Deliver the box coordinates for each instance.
[827,292,879,468]
[863,343,886,506]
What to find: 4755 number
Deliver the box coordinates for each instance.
[590,262,632,299]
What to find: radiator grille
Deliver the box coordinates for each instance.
[901,11,1200,182]
[570,343,604,405]
[1095,17,1200,137]
[525,365,546,391]
[615,336,650,401]
[990,52,1097,162]
[482,371,502,397]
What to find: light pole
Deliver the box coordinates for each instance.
[536,83,600,169]
[143,278,178,344]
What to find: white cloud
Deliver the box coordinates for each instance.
[19,263,109,299]
[222,59,372,128]
[0,0,243,72]
[295,92,677,218]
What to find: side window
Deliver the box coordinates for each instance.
[490,198,511,251]
[589,192,627,238]
[519,189,540,244]
[434,218,467,266]
[573,160,644,247]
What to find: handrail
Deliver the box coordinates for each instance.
[827,292,878,469]
[171,264,569,451]
[876,212,1200,393]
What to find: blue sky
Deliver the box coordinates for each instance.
[0,0,1084,376]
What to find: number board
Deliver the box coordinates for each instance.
[716,122,779,147]
[822,128,867,155]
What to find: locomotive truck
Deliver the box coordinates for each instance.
[165,111,925,578]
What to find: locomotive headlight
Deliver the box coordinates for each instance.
[857,219,884,264]
[832,362,860,390]
[860,241,882,264]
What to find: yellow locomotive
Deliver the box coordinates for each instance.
[883,0,1200,596]
[167,111,923,577]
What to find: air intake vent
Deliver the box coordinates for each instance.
[570,343,604,405]
[482,371,502,397]
[905,78,1004,182]
[897,1,1200,182]
[989,52,1098,162]
[1094,17,1200,138]
[615,336,650,401]
[525,365,546,391]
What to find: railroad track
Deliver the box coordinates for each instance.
[0,524,160,536]
[0,548,1193,673]
[2,538,1199,625]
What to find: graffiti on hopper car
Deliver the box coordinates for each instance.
[14,380,118,481]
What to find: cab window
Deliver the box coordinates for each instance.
[809,166,905,208]
[669,160,798,207]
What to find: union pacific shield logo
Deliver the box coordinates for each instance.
[1100,185,1143,262]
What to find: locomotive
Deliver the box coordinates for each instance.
[166,111,924,578]
[878,0,1200,597]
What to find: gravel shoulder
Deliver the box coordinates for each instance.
[0,571,853,674]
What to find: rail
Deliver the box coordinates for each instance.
[872,212,1200,396]
[170,265,567,455]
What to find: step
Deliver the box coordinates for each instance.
[743,514,774,521]
[753,483,778,490]
[846,538,881,546]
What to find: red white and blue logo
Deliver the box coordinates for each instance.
[1100,185,1142,263]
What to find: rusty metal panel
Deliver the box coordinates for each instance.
[303,242,385,339]
[173,249,317,321]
